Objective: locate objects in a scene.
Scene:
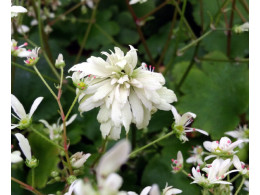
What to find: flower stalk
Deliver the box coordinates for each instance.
[11,177,43,195]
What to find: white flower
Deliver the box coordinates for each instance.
[44,25,53,34]
[55,53,65,67]
[24,47,41,66]
[11,39,31,57]
[14,133,32,161]
[11,3,27,18]
[163,183,182,195]
[17,25,30,34]
[243,180,249,192]
[171,151,183,173]
[203,137,243,161]
[225,125,249,148]
[11,150,23,163]
[81,0,94,8]
[11,94,44,130]
[129,0,148,5]
[190,159,237,188]
[233,22,249,34]
[70,152,91,169]
[186,145,204,165]
[171,106,208,142]
[232,155,249,177]
[69,46,177,140]
[39,114,77,140]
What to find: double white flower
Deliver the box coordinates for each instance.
[203,137,243,161]
[171,106,208,142]
[69,46,177,140]
[11,94,44,130]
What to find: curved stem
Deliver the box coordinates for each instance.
[65,92,80,121]
[30,126,64,151]
[33,66,58,100]
[230,173,241,183]
[234,177,245,195]
[74,1,99,64]
[129,131,174,157]
[11,177,43,195]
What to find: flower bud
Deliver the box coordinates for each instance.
[67,175,77,184]
[25,156,39,168]
[70,152,91,169]
[54,176,61,181]
[55,54,65,68]
[51,170,59,177]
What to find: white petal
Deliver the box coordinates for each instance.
[96,139,131,179]
[232,155,242,170]
[204,155,217,161]
[15,133,31,160]
[39,119,52,130]
[121,101,132,134]
[171,106,181,124]
[72,153,91,168]
[11,5,27,14]
[103,173,123,191]
[29,97,44,118]
[227,140,244,151]
[97,105,111,123]
[11,94,26,119]
[65,114,77,126]
[100,121,112,138]
[11,124,20,130]
[179,112,196,126]
[129,90,144,128]
[140,186,152,195]
[109,125,122,140]
[11,151,23,163]
[150,184,160,195]
[203,141,212,152]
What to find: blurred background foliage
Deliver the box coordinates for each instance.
[11,0,248,194]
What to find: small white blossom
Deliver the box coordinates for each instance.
[171,106,208,142]
[11,39,31,58]
[11,3,27,18]
[190,159,237,188]
[44,25,53,34]
[69,46,177,140]
[39,114,77,140]
[163,183,182,195]
[11,94,44,130]
[129,0,148,5]
[186,145,204,165]
[55,53,65,67]
[67,71,96,91]
[70,152,91,169]
[24,47,40,66]
[232,155,249,177]
[11,150,23,163]
[17,25,30,34]
[233,22,249,33]
[203,137,243,161]
[225,125,249,148]
[171,151,183,173]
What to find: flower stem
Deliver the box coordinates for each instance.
[31,168,35,188]
[11,177,43,195]
[30,126,64,151]
[11,62,58,83]
[227,0,236,57]
[234,177,245,195]
[129,131,174,157]
[182,169,190,177]
[33,66,58,100]
[74,1,99,64]
[65,92,80,121]
[230,173,241,183]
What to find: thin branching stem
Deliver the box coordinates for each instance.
[11,177,43,195]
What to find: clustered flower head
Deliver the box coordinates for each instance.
[171,106,209,142]
[11,94,44,130]
[69,46,177,140]
[203,137,243,161]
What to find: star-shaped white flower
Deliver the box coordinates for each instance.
[171,106,208,142]
[69,46,177,140]
[11,94,44,130]
[203,137,243,161]
[39,114,77,140]
[225,125,249,148]
[186,145,204,165]
[24,47,40,66]
[11,3,27,18]
[190,158,237,188]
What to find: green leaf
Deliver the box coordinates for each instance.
[174,51,248,139]
[27,128,60,189]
